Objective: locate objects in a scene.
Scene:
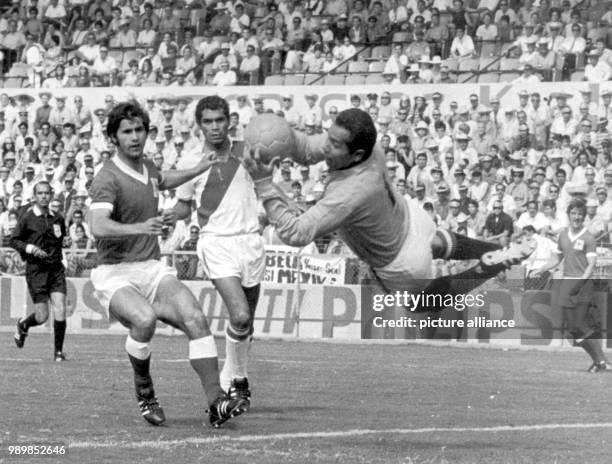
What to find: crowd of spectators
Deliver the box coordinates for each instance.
[1,0,612,88]
[2,86,612,278]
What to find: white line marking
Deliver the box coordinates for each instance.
[69,422,612,449]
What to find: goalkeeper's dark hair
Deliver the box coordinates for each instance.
[195,95,230,125]
[107,101,150,141]
[335,108,377,162]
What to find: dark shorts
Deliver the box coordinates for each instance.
[26,263,67,304]
[558,279,594,309]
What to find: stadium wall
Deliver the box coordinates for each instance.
[1,276,611,350]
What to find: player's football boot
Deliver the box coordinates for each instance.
[228,377,251,411]
[54,351,66,362]
[137,395,166,426]
[588,361,611,373]
[14,319,28,348]
[480,237,537,271]
[207,394,248,428]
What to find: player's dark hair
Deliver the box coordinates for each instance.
[33,180,51,194]
[567,198,587,217]
[195,96,230,125]
[106,102,150,141]
[335,108,377,162]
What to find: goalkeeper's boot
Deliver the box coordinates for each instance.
[54,351,66,362]
[137,386,166,426]
[228,377,251,411]
[14,318,28,348]
[207,394,248,428]
[481,237,537,272]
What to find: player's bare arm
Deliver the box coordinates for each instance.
[90,208,165,238]
[159,152,219,190]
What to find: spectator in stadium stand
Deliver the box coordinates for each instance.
[483,200,513,246]
[449,25,475,59]
[584,50,612,83]
[348,15,365,43]
[558,22,586,79]
[531,38,555,71]
[111,18,137,48]
[512,64,541,84]
[475,11,497,41]
[365,15,385,44]
[405,29,429,63]
[136,18,157,49]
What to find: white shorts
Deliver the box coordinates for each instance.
[90,259,178,310]
[373,199,436,293]
[197,233,265,287]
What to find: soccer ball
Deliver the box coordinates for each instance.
[244,114,296,164]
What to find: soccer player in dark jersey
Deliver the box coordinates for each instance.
[174,96,264,410]
[533,199,610,372]
[88,102,247,427]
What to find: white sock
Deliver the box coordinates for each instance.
[125,335,151,360]
[220,331,250,391]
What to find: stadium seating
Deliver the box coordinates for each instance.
[323,74,346,85]
[284,74,305,85]
[344,74,366,85]
[264,75,284,85]
[348,61,369,73]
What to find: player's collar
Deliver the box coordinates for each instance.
[113,156,148,185]
[32,205,54,217]
[568,227,586,242]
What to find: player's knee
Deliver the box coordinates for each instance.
[229,310,252,332]
[132,311,157,332]
[183,309,210,338]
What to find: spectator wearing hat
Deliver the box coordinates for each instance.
[454,133,478,166]
[531,38,555,72]
[595,185,612,221]
[584,198,607,238]
[585,51,612,83]
[550,105,578,139]
[212,42,238,72]
[230,2,250,34]
[111,17,137,48]
[212,59,237,86]
[301,94,322,129]
[433,183,451,222]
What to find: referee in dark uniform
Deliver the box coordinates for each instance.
[10,181,68,361]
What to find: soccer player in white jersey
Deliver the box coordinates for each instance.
[174,96,264,410]
[88,102,248,427]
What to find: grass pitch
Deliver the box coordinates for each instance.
[1,333,611,464]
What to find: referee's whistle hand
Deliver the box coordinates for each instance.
[140,216,165,235]
[31,246,49,259]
